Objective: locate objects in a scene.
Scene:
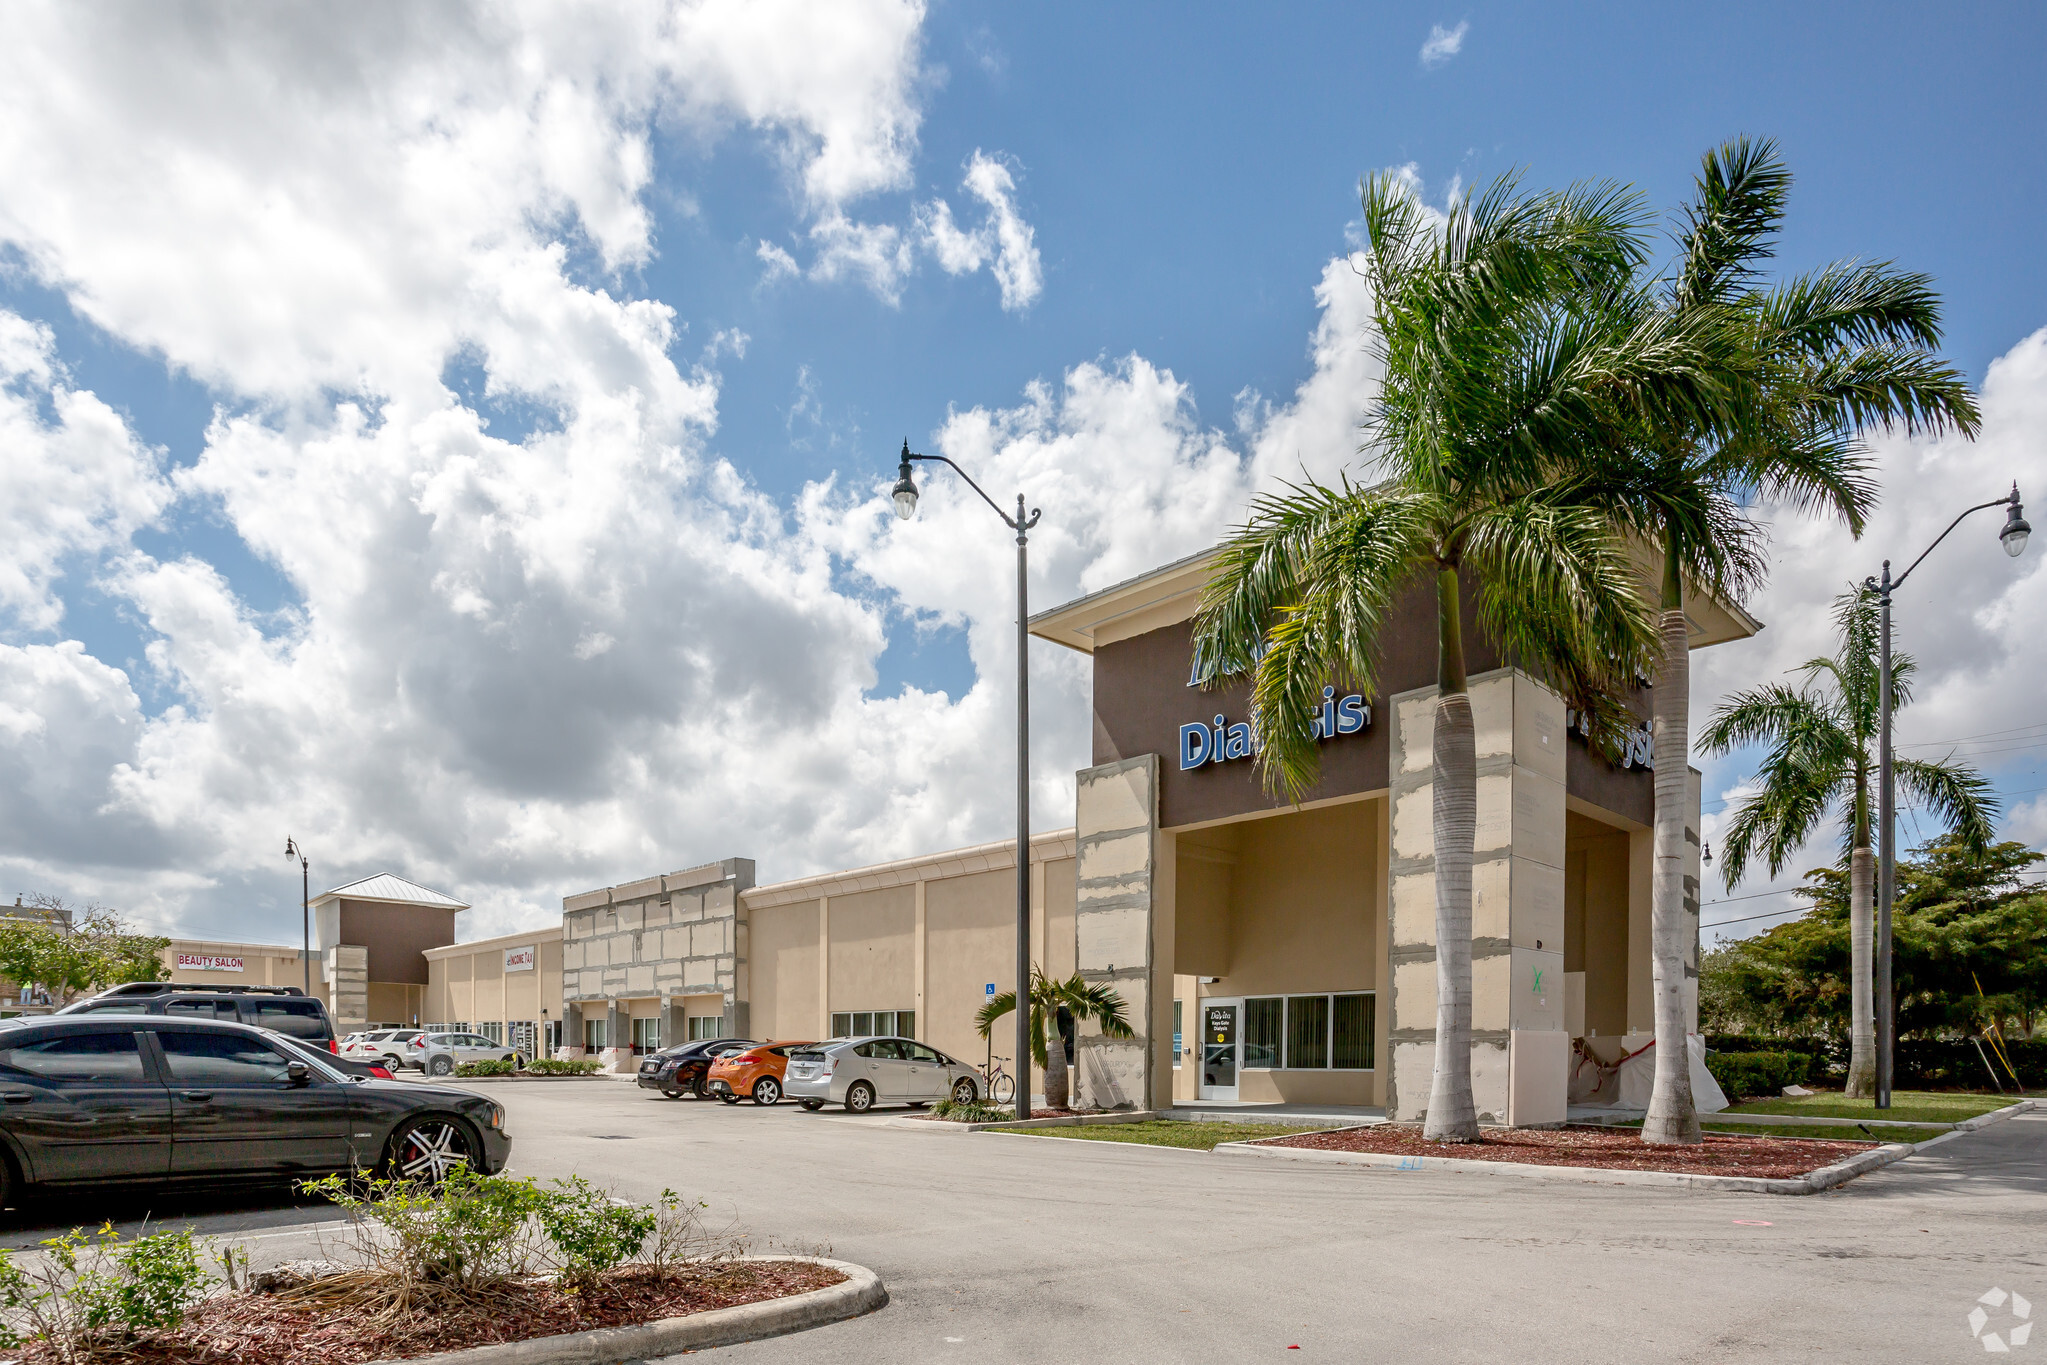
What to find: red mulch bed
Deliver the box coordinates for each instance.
[1258,1123,1878,1179]
[17,1261,844,1364]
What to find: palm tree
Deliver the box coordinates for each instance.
[977,967,1135,1110]
[1585,138,1980,1139]
[1699,587,1998,1094]
[1192,171,1699,1141]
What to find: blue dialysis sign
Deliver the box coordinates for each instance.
[1179,686,1371,771]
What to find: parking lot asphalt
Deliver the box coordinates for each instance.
[6,1085,2042,1362]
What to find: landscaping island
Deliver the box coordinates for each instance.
[19,1259,850,1364]
[1252,1124,1878,1179]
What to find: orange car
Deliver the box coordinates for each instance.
[707,1040,815,1106]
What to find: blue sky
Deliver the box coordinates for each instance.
[0,2,2042,942]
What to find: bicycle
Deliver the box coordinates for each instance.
[980,1055,1016,1106]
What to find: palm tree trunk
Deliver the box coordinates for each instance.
[1045,1016,1070,1109]
[1845,846,1876,1098]
[1424,563,1481,1142]
[1643,546,1700,1145]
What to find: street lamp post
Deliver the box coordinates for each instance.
[892,440,1041,1120]
[284,837,310,996]
[1865,484,2028,1110]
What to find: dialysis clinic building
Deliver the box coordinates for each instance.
[425,546,1754,1124]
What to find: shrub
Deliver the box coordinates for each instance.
[526,1057,602,1076]
[932,1097,1013,1124]
[1706,1050,1811,1101]
[0,1224,208,1362]
[456,1058,518,1077]
[533,1176,657,1288]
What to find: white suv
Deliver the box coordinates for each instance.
[341,1028,426,1071]
[413,1031,521,1077]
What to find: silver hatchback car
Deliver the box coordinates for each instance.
[783,1036,984,1113]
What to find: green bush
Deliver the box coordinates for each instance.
[526,1057,602,1076]
[0,1224,208,1361]
[932,1097,1013,1124]
[455,1058,518,1077]
[533,1175,657,1288]
[1706,1050,1811,1101]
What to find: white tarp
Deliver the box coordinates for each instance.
[1617,1034,1728,1113]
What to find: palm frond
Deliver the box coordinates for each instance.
[1895,758,2000,856]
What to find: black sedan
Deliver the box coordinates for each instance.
[636,1037,754,1099]
[0,1016,511,1205]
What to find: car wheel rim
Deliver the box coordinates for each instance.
[758,1081,779,1103]
[395,1122,469,1182]
[851,1087,870,1111]
[955,1081,973,1103]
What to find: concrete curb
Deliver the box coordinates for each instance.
[1906,1097,2042,1153]
[1211,1129,1920,1195]
[362,1257,884,1364]
[886,1110,1156,1133]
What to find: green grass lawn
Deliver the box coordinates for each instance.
[1724,1090,2025,1123]
[1703,1120,1936,1144]
[983,1120,1333,1151]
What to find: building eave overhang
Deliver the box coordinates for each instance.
[1028,542,1765,654]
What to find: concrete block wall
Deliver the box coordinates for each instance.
[324,943,369,1035]
[1073,754,1161,1111]
[560,858,755,1070]
[1386,669,1568,1124]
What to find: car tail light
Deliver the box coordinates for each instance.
[328,1039,338,1053]
[369,1064,392,1079]
[820,1061,835,1078]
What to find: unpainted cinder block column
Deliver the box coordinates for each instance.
[1387,669,1568,1125]
[1072,754,1161,1111]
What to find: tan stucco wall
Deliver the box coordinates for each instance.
[747,899,821,1040]
[424,930,564,1032]
[1566,811,1633,1039]
[925,868,1022,1066]
[160,940,327,1006]
[825,886,916,1015]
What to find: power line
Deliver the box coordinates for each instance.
[1703,904,1814,929]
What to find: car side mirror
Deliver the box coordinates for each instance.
[285,1060,311,1086]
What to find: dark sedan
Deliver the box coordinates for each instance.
[0,1016,510,1205]
[636,1038,754,1099]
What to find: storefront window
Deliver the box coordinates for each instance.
[480,1021,503,1045]
[831,1010,914,1039]
[1243,998,1283,1068]
[1333,993,1374,1070]
[584,1017,608,1050]
[1172,1000,1183,1065]
[1240,992,1374,1069]
[631,1017,662,1054]
[1286,995,1328,1069]
[687,1015,722,1041]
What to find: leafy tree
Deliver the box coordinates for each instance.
[1583,137,1978,1140]
[977,967,1134,1109]
[1192,170,1686,1140]
[1700,840,2044,1043]
[0,898,168,1006]
[1700,588,1997,1096]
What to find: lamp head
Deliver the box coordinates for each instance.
[284,836,296,860]
[2001,484,2030,559]
[890,440,919,521]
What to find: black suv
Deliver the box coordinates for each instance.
[637,1038,754,1099]
[59,984,336,1051]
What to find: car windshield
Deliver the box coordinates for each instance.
[787,1049,827,1061]
[256,1030,356,1084]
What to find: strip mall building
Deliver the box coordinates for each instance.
[410,547,1757,1124]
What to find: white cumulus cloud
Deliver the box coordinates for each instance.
[1420,20,1469,69]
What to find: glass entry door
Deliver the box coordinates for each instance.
[1200,1000,1240,1100]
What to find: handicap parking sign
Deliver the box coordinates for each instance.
[986,983,996,996]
